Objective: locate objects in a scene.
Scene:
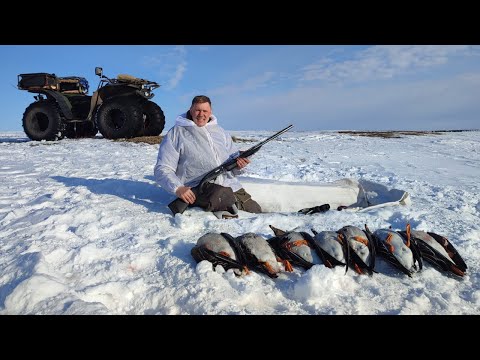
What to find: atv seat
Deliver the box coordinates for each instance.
[117,74,149,85]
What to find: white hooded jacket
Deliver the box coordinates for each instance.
[154,112,244,196]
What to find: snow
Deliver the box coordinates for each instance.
[0,130,479,315]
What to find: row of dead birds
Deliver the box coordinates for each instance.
[191,224,467,279]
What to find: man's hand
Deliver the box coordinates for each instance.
[176,186,196,204]
[236,157,250,169]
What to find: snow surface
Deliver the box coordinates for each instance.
[0,130,479,315]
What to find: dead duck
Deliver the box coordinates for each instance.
[267,225,321,270]
[236,233,284,278]
[401,229,467,277]
[191,232,248,275]
[367,224,422,277]
[337,225,376,275]
[310,228,349,272]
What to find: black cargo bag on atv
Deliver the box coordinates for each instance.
[18,73,59,91]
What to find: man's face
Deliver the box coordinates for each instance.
[190,102,212,127]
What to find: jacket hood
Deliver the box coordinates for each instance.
[175,112,218,127]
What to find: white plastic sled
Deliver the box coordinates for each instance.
[239,177,411,213]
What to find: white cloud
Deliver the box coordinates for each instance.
[142,46,188,90]
[166,61,187,90]
[300,45,471,84]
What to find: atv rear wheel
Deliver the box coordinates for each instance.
[95,98,142,139]
[22,101,65,141]
[137,100,165,136]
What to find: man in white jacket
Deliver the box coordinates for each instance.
[154,95,261,217]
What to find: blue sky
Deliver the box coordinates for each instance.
[1,45,479,132]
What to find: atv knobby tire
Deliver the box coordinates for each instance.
[137,100,165,136]
[22,101,65,141]
[95,98,143,139]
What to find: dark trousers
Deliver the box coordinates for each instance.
[193,183,236,212]
[193,184,262,213]
[234,188,262,213]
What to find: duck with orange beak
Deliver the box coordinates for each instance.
[191,232,248,275]
[310,229,349,272]
[367,224,422,277]
[337,225,376,275]
[268,225,321,270]
[401,229,467,277]
[235,233,285,278]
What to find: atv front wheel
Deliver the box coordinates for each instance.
[137,100,165,136]
[95,98,142,139]
[22,101,65,141]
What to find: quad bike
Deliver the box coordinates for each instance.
[17,67,165,141]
